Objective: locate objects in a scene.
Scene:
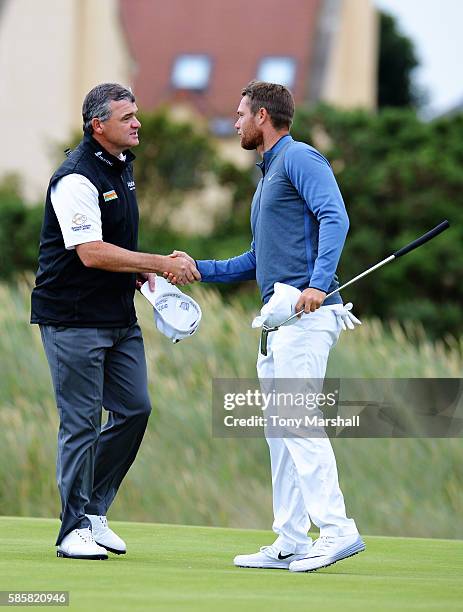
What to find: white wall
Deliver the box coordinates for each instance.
[0,0,132,201]
[322,0,378,109]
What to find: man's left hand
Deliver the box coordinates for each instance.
[136,272,156,292]
[295,288,326,315]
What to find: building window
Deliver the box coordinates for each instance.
[171,54,211,90]
[257,57,296,88]
[209,117,236,137]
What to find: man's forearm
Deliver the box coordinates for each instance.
[309,214,349,291]
[76,241,169,274]
[196,249,256,282]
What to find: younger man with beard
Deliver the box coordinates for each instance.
[170,81,364,572]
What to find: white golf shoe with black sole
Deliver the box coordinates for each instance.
[86,514,126,555]
[289,534,365,572]
[234,545,308,570]
[56,527,108,560]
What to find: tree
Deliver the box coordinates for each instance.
[292,104,463,338]
[378,12,422,109]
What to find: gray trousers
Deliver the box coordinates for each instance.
[40,324,152,545]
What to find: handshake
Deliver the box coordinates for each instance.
[163,250,201,286]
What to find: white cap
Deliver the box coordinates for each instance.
[140,276,202,343]
[252,282,301,328]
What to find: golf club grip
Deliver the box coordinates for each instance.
[393,220,449,259]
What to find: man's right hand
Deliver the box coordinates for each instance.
[163,254,201,286]
[169,250,196,266]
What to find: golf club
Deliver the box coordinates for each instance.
[260,219,450,355]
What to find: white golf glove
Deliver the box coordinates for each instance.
[252,283,301,328]
[335,302,362,331]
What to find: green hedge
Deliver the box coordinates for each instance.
[291,105,463,338]
[0,179,42,279]
[1,105,462,337]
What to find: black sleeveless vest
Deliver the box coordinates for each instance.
[31,133,139,327]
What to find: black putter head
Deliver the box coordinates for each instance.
[260,328,269,356]
[260,324,280,356]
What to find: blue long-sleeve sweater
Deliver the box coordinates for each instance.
[197,134,349,305]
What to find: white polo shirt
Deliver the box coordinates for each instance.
[50,174,102,250]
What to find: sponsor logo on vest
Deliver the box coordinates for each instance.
[103,190,118,202]
[127,180,136,191]
[95,151,113,166]
[71,213,91,232]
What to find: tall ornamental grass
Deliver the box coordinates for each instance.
[0,280,462,538]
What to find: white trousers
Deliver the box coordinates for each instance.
[256,305,358,554]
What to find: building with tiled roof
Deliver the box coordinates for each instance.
[0,0,377,198]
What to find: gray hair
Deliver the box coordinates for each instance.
[82,83,135,134]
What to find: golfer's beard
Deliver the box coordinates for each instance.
[241,127,263,150]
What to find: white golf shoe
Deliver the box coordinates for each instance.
[289,534,365,572]
[56,527,108,560]
[86,515,126,555]
[234,544,308,570]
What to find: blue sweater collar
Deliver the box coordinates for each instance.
[257,134,293,175]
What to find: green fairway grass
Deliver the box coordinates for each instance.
[2,282,463,540]
[1,517,462,611]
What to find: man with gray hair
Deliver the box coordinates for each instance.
[31,83,200,559]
